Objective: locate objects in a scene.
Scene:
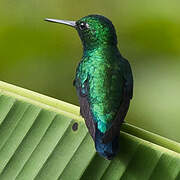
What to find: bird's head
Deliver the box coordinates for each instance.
[45,15,117,50]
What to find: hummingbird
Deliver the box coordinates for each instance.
[45,15,133,160]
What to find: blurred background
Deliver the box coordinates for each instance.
[0,0,180,142]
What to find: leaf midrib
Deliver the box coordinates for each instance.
[0,80,179,155]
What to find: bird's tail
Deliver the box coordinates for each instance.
[95,129,119,160]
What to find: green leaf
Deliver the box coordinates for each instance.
[0,80,179,180]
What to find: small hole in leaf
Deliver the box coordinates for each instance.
[72,122,78,131]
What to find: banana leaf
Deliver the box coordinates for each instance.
[0,81,179,180]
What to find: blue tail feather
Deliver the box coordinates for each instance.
[95,129,119,160]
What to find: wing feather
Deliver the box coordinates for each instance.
[74,79,96,141]
[102,58,133,144]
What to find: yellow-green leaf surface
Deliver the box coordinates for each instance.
[0,81,180,180]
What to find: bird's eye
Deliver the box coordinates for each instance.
[79,22,88,30]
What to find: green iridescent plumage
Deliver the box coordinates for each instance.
[75,15,133,133]
[45,15,133,160]
[76,46,125,133]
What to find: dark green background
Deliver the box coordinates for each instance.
[1,0,180,142]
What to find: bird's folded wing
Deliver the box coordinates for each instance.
[74,78,96,141]
[102,59,133,144]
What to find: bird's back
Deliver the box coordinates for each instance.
[76,47,124,131]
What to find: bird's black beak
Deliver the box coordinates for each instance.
[45,18,76,27]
